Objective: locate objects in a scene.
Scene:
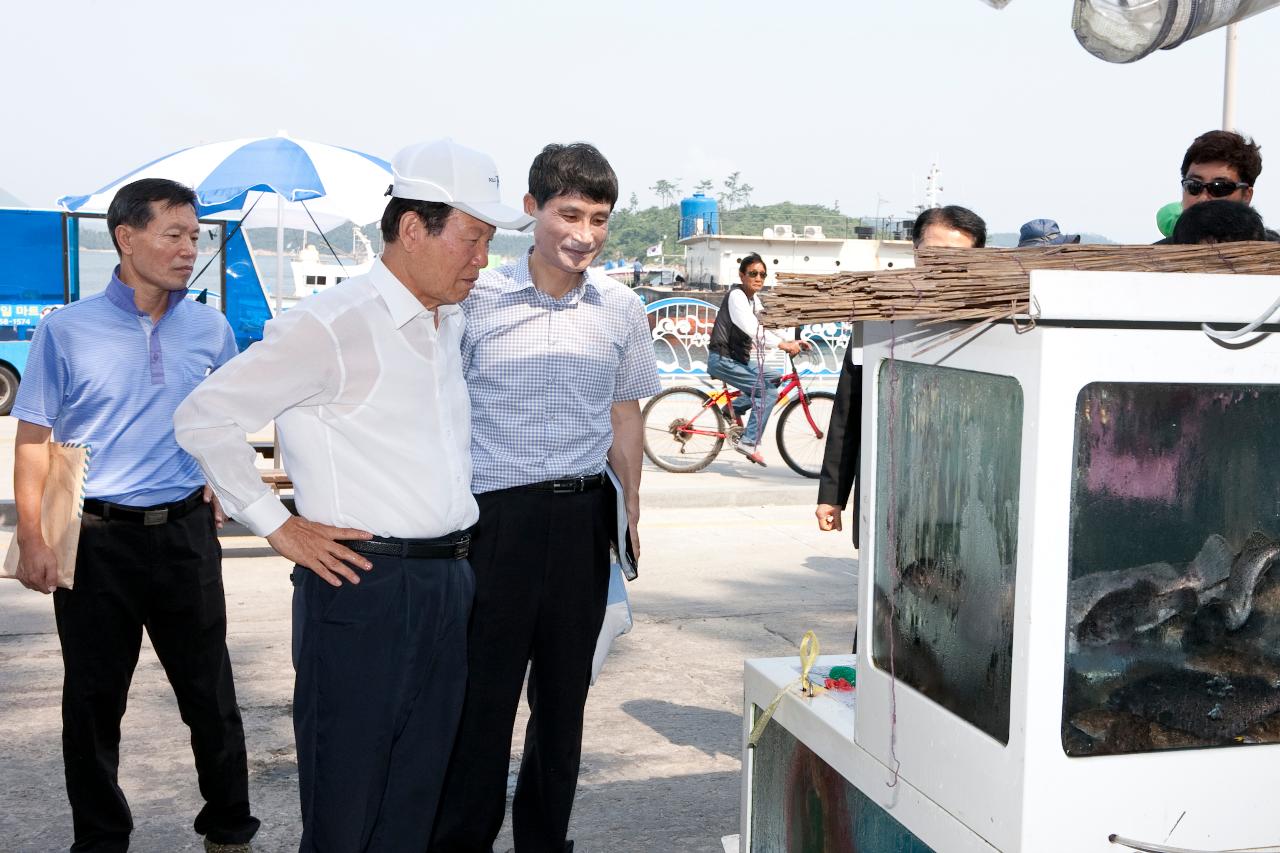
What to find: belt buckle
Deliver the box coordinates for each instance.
[452,534,471,559]
[142,509,169,526]
[552,478,578,495]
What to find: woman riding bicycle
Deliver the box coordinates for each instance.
[706,252,806,466]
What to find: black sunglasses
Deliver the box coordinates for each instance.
[1182,178,1251,198]
[743,270,768,279]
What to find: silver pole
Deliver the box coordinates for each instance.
[1223,23,1239,131]
[275,194,284,315]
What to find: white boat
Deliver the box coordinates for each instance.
[285,227,376,307]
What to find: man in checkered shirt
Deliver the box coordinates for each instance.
[431,143,659,853]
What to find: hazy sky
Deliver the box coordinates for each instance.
[4,1,1279,242]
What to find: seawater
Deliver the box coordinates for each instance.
[76,249,284,303]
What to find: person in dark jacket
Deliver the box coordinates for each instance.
[815,205,987,546]
[706,253,806,466]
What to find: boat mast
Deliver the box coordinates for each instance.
[924,162,941,210]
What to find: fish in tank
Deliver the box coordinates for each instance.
[1063,383,1280,757]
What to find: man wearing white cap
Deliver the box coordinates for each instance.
[175,139,532,852]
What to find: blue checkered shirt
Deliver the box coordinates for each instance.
[463,253,660,493]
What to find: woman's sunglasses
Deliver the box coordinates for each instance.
[743,270,768,279]
[1181,178,1251,198]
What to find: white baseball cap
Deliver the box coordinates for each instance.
[389,138,534,232]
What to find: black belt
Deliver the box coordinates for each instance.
[83,489,205,526]
[339,532,471,560]
[520,473,608,494]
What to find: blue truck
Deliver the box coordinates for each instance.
[0,207,271,415]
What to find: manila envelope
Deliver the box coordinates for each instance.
[2,442,90,590]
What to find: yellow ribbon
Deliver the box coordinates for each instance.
[747,630,824,748]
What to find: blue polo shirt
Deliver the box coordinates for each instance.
[13,269,240,506]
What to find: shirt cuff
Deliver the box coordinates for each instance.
[237,491,293,538]
[816,484,845,506]
[10,407,54,428]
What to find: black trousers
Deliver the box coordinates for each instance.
[52,501,258,853]
[430,487,611,853]
[292,551,474,853]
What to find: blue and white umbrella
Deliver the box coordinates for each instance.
[59,132,392,310]
[59,131,392,232]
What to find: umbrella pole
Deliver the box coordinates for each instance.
[275,194,285,315]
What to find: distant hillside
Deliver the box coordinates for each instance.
[605,202,862,262]
[491,233,533,257]
[245,225,378,256]
[987,232,1117,248]
[0,187,26,207]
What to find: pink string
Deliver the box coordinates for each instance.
[748,297,771,438]
[884,322,902,787]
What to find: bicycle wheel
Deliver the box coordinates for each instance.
[776,391,836,478]
[643,387,726,473]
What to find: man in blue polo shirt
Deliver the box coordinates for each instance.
[12,178,258,853]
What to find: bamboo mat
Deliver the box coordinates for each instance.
[762,242,1280,326]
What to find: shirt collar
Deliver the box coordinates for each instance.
[498,252,537,294]
[105,267,186,319]
[370,259,458,329]
[501,250,602,302]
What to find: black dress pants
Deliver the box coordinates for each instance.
[292,551,474,853]
[52,502,258,853]
[430,487,611,853]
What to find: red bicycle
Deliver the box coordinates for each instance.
[642,355,836,477]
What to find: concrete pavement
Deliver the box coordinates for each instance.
[0,417,859,853]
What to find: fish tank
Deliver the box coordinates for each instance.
[1063,382,1280,756]
[873,360,1022,744]
[743,270,1280,852]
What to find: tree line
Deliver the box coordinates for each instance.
[648,172,754,210]
[602,200,864,262]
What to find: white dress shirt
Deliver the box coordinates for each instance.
[174,259,478,539]
[725,287,783,357]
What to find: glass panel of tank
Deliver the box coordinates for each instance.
[1063,383,1280,757]
[873,361,1022,744]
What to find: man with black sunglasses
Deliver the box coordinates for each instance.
[1157,130,1279,243]
[1181,130,1260,208]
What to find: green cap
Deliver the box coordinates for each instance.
[1157,202,1182,238]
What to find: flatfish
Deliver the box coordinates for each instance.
[1068,708,1205,754]
[1110,669,1280,740]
